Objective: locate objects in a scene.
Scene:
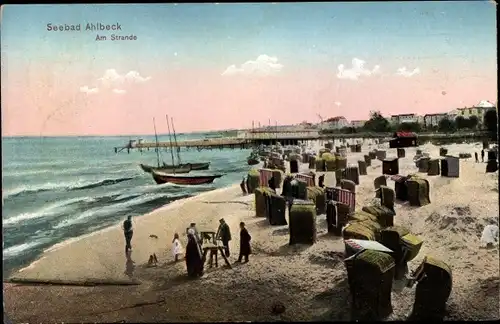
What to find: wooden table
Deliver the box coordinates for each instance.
[202,243,232,269]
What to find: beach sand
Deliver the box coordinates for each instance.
[4,141,499,322]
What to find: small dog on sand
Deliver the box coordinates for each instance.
[149,234,158,239]
[148,253,159,266]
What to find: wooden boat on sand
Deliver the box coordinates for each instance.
[152,170,223,185]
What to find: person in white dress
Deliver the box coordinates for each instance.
[172,233,184,262]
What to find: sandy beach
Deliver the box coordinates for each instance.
[4,141,499,322]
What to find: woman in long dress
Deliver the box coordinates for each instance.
[185,228,204,277]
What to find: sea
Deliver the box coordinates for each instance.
[2,133,252,278]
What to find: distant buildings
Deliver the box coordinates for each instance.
[321,116,350,130]
[454,100,496,122]
[390,114,418,124]
[350,120,367,128]
[424,113,448,128]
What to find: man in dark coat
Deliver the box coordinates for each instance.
[475,152,479,163]
[185,229,204,278]
[481,149,485,162]
[122,216,133,253]
[318,174,325,188]
[240,176,247,195]
[236,222,251,263]
[216,218,232,257]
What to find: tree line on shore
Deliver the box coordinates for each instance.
[320,109,498,140]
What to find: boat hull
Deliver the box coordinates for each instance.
[152,172,223,185]
[162,162,210,171]
[140,164,191,174]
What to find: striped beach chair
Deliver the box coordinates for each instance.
[325,186,356,213]
[295,173,315,187]
[259,169,273,187]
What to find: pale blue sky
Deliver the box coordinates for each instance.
[1,2,496,71]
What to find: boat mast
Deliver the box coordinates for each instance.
[171,117,182,165]
[165,115,176,167]
[153,117,161,168]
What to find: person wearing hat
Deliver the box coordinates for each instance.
[216,218,232,257]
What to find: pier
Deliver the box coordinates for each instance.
[114,130,492,153]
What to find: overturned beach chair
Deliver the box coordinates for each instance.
[409,256,452,321]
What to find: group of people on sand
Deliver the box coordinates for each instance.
[122,216,252,278]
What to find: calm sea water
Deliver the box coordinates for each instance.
[2,134,251,277]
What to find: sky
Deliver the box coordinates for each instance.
[1,2,497,136]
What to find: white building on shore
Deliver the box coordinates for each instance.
[455,100,496,122]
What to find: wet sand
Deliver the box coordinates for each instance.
[4,141,499,322]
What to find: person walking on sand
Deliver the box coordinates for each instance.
[475,152,479,163]
[122,216,133,252]
[481,149,485,162]
[172,233,184,262]
[236,222,251,263]
[216,218,232,257]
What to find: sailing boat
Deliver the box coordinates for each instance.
[139,117,191,174]
[151,116,223,185]
[160,116,211,171]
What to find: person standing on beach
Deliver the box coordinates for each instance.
[122,216,133,252]
[185,228,204,277]
[236,222,251,263]
[481,149,485,162]
[187,223,202,247]
[172,233,184,262]
[240,176,247,195]
[216,218,232,257]
[475,152,479,163]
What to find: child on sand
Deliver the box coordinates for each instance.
[172,233,184,262]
